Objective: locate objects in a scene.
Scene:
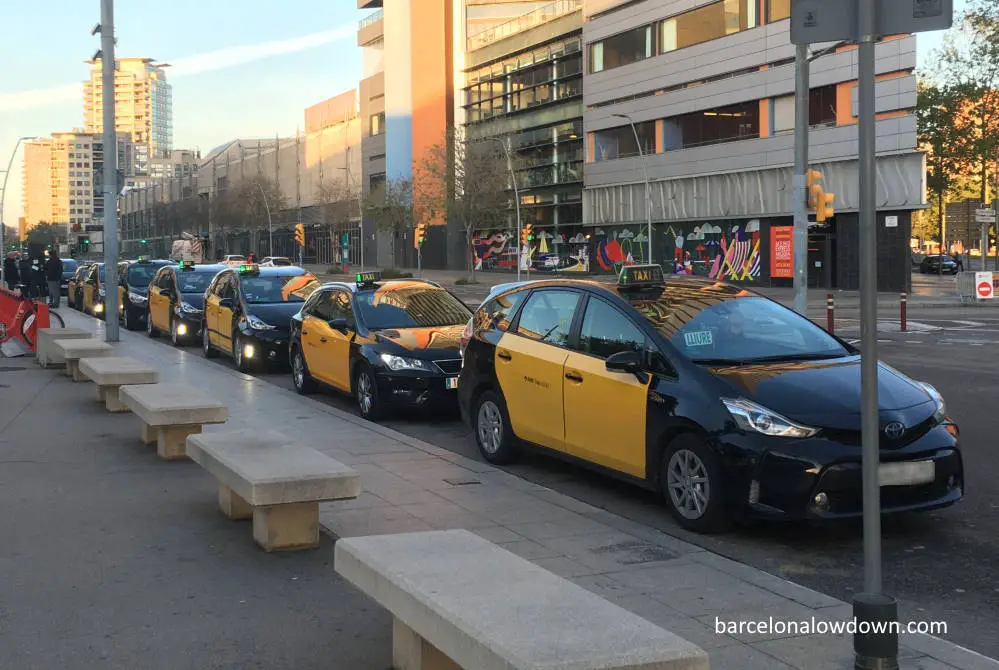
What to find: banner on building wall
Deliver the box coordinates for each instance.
[770,226,794,279]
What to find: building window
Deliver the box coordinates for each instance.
[661,0,757,54]
[590,25,653,73]
[664,101,760,150]
[593,121,656,161]
[767,0,791,22]
[369,112,385,136]
[809,85,837,126]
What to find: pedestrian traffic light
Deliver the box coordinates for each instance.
[294,223,305,247]
[413,221,427,249]
[521,223,534,246]
[815,190,836,222]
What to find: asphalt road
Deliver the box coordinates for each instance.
[64,296,999,660]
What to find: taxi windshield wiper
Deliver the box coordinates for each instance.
[741,352,847,363]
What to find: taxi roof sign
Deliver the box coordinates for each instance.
[238,263,260,275]
[178,260,195,270]
[356,270,381,286]
[618,264,665,287]
[136,255,150,263]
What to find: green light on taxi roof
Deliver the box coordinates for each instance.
[356,271,380,284]
[239,263,259,274]
[137,255,150,263]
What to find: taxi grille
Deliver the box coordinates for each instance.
[434,359,462,375]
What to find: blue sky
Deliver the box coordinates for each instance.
[0,1,964,228]
[1,0,362,227]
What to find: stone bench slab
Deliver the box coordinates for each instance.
[78,357,159,413]
[118,383,228,460]
[187,429,360,552]
[335,529,709,670]
[36,328,90,367]
[52,339,114,380]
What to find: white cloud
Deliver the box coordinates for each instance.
[0,26,354,113]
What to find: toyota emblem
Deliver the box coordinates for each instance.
[883,421,906,439]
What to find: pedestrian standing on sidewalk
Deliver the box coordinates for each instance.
[18,253,33,296]
[955,255,964,273]
[45,248,63,308]
[30,254,46,299]
[3,252,18,290]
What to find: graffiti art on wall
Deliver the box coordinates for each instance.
[664,220,761,281]
[472,229,591,272]
[472,231,515,271]
[594,227,650,271]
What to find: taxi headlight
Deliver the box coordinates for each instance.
[180,301,201,314]
[128,291,147,304]
[380,353,433,372]
[918,382,947,424]
[722,398,819,439]
[246,314,275,330]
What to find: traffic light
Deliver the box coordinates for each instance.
[413,221,427,249]
[81,237,90,247]
[521,223,534,246]
[294,223,305,247]
[140,239,147,245]
[806,169,836,222]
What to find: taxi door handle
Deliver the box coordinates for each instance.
[565,371,583,382]
[320,337,328,343]
[497,350,512,361]
[301,330,309,335]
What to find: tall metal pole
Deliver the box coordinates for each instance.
[854,0,898,666]
[101,0,120,342]
[614,114,653,263]
[1,137,35,285]
[792,45,810,316]
[494,137,521,281]
[255,181,272,254]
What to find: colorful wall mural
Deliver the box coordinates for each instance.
[472,229,591,273]
[663,219,761,282]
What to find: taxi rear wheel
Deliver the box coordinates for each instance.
[291,347,317,394]
[472,389,516,465]
[354,363,382,421]
[203,325,218,358]
[145,310,157,337]
[660,434,729,534]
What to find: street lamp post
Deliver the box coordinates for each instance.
[1,136,37,285]
[612,113,653,264]
[491,137,522,281]
[338,163,364,273]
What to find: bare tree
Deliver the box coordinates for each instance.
[318,176,359,260]
[362,178,412,266]
[413,126,510,280]
[233,174,286,254]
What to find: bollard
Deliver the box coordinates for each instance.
[827,293,835,334]
[900,291,907,332]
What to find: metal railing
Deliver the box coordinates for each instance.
[467,0,582,51]
[358,9,383,31]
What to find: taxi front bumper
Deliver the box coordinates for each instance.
[374,371,460,410]
[237,328,290,365]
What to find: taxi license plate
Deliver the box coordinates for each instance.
[878,461,935,487]
[445,377,459,390]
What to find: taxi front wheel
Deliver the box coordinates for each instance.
[472,389,517,465]
[660,434,729,534]
[291,347,317,394]
[203,326,218,358]
[354,363,382,421]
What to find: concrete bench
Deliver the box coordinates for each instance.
[186,429,360,552]
[36,328,90,368]
[78,357,159,413]
[53,339,114,381]
[118,383,228,461]
[335,529,709,670]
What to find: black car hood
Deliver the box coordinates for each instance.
[708,356,934,428]
[127,286,149,297]
[246,303,301,330]
[180,292,205,310]
[372,324,464,358]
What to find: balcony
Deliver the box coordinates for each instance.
[467,0,582,52]
[357,8,384,46]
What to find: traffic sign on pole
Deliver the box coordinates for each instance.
[790,0,952,44]
[974,209,996,223]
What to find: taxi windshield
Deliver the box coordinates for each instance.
[240,274,320,304]
[127,265,159,286]
[631,290,850,364]
[355,285,472,329]
[177,272,215,293]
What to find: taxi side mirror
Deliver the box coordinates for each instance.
[606,350,648,383]
[329,317,348,334]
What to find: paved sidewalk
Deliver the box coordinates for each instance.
[29,310,999,669]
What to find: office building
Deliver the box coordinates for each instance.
[84,58,173,173]
[582,0,921,290]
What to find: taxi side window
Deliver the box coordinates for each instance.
[220,275,237,301]
[329,290,356,330]
[514,290,579,347]
[577,297,646,360]
[309,291,334,321]
[479,291,527,332]
[158,271,175,293]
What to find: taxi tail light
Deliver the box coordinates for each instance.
[460,318,473,355]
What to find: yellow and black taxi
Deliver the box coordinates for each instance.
[458,265,963,533]
[117,257,171,331]
[67,262,93,310]
[202,263,320,372]
[289,271,473,420]
[146,261,226,345]
[79,262,106,317]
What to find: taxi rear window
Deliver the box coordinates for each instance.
[356,286,472,329]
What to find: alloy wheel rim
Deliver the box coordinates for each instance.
[293,352,305,388]
[203,328,210,353]
[234,337,242,367]
[357,373,373,414]
[171,320,178,344]
[477,400,503,454]
[666,449,710,520]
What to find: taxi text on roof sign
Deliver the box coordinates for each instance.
[178,260,194,270]
[356,271,381,285]
[619,264,665,286]
[239,263,260,275]
[137,256,150,263]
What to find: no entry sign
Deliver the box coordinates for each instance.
[976,272,994,299]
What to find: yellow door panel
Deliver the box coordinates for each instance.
[204,296,219,346]
[118,286,126,314]
[300,316,329,384]
[563,352,650,479]
[218,307,234,349]
[494,332,568,452]
[148,289,164,330]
